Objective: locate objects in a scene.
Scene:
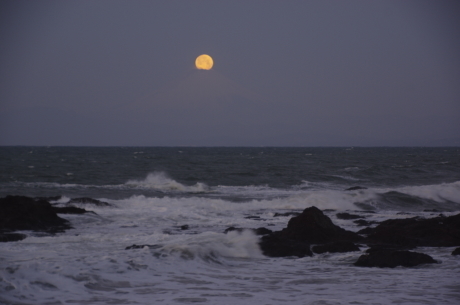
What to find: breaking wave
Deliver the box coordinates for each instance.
[125,172,209,193]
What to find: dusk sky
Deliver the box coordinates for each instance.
[1,0,459,146]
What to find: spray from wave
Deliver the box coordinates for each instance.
[125,172,209,193]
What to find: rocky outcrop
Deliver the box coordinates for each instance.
[452,247,460,256]
[52,206,91,214]
[365,214,460,247]
[277,206,362,244]
[0,195,72,233]
[259,233,312,257]
[312,241,360,254]
[354,248,437,268]
[0,233,27,242]
[259,206,362,258]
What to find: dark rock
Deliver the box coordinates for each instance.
[224,226,240,234]
[180,225,189,230]
[274,212,301,217]
[68,197,110,206]
[125,244,161,250]
[336,212,364,220]
[353,219,379,226]
[277,206,362,244]
[366,213,460,247]
[0,195,72,233]
[354,249,437,268]
[364,244,416,252]
[357,227,376,235]
[312,241,360,254]
[254,227,273,236]
[345,186,367,191]
[0,233,27,242]
[258,207,361,258]
[452,247,460,256]
[52,206,90,214]
[259,233,312,257]
[35,196,62,202]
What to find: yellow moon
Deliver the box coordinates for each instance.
[195,54,213,70]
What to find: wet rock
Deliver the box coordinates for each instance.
[353,219,380,227]
[259,233,312,258]
[254,227,273,235]
[365,213,460,247]
[0,233,27,242]
[277,206,362,244]
[354,248,437,268]
[273,212,301,217]
[345,186,367,191]
[452,247,460,256]
[35,196,62,202]
[68,197,110,206]
[357,227,374,235]
[180,225,189,230]
[125,244,161,250]
[245,215,262,220]
[259,207,361,258]
[336,212,364,220]
[312,241,360,254]
[0,195,72,233]
[52,206,91,214]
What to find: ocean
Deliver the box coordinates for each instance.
[1,146,460,304]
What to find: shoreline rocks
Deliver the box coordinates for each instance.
[364,214,460,247]
[354,248,437,268]
[0,195,72,234]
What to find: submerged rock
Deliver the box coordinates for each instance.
[452,247,460,256]
[224,226,273,236]
[0,195,72,233]
[68,197,110,206]
[354,248,437,268]
[52,206,92,214]
[336,212,364,220]
[344,186,367,191]
[125,244,162,250]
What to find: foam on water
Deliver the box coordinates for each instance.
[2,147,460,304]
[126,172,209,193]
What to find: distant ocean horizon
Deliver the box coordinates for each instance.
[1,146,460,304]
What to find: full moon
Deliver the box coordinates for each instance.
[195,54,213,70]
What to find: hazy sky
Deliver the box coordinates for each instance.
[1,0,459,146]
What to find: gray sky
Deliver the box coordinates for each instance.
[1,0,459,146]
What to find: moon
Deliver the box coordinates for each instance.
[195,54,213,70]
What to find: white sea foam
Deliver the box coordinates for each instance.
[395,181,460,204]
[156,230,263,260]
[125,171,209,193]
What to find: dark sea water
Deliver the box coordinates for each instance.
[1,147,460,304]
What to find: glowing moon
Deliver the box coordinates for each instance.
[195,54,213,70]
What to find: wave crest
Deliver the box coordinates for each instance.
[125,172,209,193]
